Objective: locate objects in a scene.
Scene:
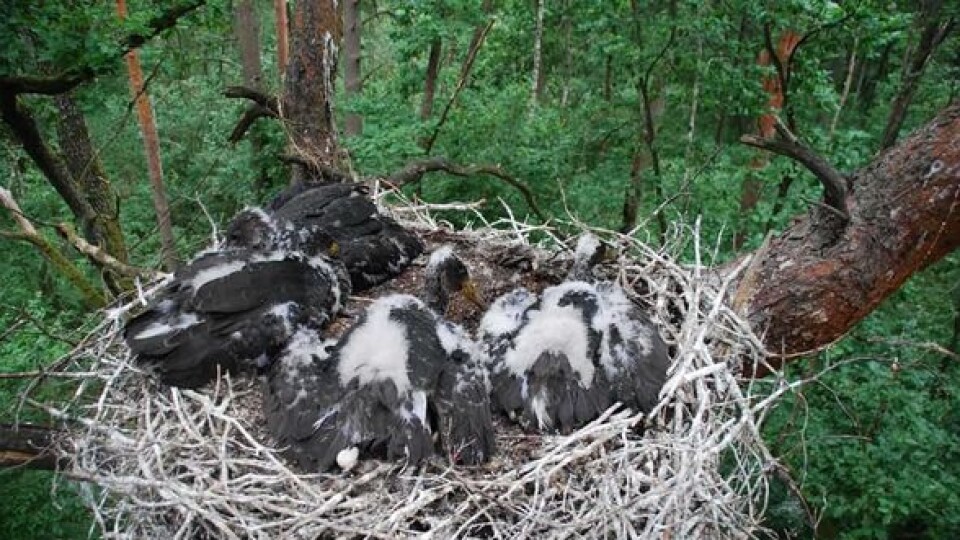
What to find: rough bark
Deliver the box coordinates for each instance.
[739,102,960,376]
[118,0,179,271]
[343,0,363,137]
[54,93,131,293]
[283,0,343,182]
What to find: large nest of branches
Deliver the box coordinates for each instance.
[31,192,782,538]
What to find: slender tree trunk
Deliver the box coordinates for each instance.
[274,0,290,80]
[283,0,344,182]
[530,0,546,108]
[234,0,264,89]
[559,0,573,107]
[233,0,271,192]
[420,37,442,123]
[343,0,363,137]
[54,93,131,293]
[879,2,954,150]
[117,0,178,270]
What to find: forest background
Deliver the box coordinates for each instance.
[0,0,958,538]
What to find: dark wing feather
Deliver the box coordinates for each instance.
[435,357,495,465]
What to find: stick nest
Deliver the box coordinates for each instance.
[34,196,781,539]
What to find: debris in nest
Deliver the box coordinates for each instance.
[25,190,784,539]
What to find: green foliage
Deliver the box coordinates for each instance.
[0,470,93,540]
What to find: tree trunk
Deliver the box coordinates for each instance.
[879,1,953,150]
[343,0,363,137]
[232,0,271,192]
[117,0,178,270]
[530,0,546,108]
[54,93,131,293]
[282,0,344,183]
[274,0,290,80]
[739,102,960,376]
[234,0,264,90]
[420,37,442,123]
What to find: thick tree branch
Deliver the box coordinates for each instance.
[738,102,960,376]
[0,1,206,96]
[223,85,281,114]
[228,104,276,143]
[0,95,98,227]
[0,424,66,471]
[385,157,547,223]
[741,118,848,223]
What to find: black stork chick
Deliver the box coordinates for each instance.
[479,234,670,433]
[124,228,351,389]
[226,182,423,292]
[262,246,495,471]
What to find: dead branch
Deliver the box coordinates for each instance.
[228,104,275,143]
[421,19,495,155]
[384,157,547,222]
[740,118,848,223]
[223,85,280,114]
[224,86,282,143]
[54,223,162,280]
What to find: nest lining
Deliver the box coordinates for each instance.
[33,195,781,539]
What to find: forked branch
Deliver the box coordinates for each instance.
[741,118,848,223]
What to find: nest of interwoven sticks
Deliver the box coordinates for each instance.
[26,190,786,539]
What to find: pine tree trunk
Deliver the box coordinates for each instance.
[282,0,344,183]
[117,0,178,270]
[879,1,953,150]
[739,102,960,376]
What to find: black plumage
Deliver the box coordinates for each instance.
[226,182,423,291]
[262,246,494,471]
[480,234,670,433]
[124,241,351,388]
